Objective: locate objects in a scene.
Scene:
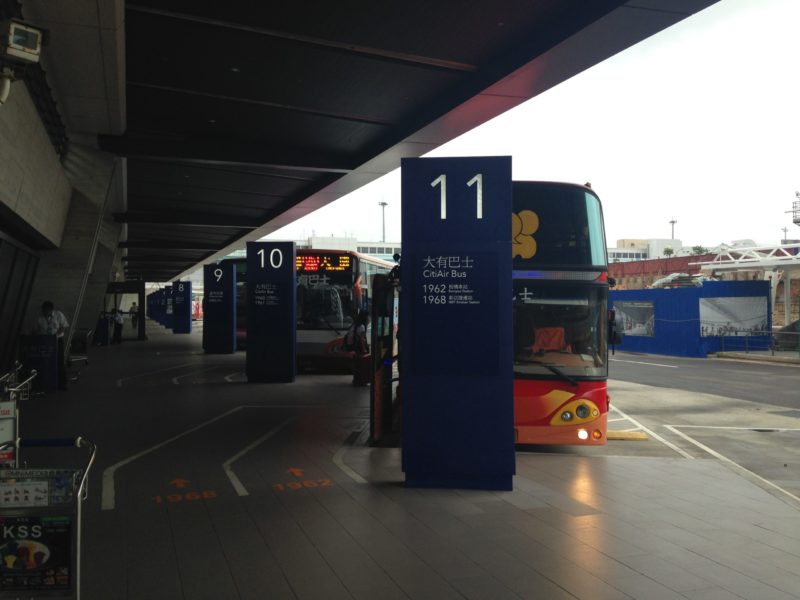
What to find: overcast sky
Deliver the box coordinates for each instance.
[267,0,800,249]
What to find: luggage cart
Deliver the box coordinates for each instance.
[0,437,96,600]
[0,364,24,397]
[0,371,37,469]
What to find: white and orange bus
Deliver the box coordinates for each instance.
[227,249,394,371]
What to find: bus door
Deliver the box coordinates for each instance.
[369,273,399,445]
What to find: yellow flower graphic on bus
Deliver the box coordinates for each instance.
[512,210,539,259]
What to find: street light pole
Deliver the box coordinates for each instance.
[669,218,677,240]
[379,201,388,242]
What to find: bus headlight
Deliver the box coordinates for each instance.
[550,399,602,426]
[577,429,589,440]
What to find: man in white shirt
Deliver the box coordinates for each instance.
[33,301,69,390]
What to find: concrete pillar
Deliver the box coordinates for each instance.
[25,144,123,350]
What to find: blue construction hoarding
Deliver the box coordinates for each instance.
[610,281,771,357]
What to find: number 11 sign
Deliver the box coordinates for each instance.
[401,156,514,490]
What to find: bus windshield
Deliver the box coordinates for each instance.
[296,274,355,331]
[512,182,606,269]
[513,282,607,378]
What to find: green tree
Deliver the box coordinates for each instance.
[663,247,674,257]
[691,245,708,255]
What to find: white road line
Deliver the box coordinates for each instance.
[665,425,800,505]
[610,405,694,459]
[610,359,679,368]
[116,362,196,387]
[224,372,242,383]
[673,425,800,431]
[223,418,295,496]
[607,417,627,423]
[333,447,367,484]
[101,407,243,510]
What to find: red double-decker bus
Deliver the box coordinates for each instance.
[512,181,612,445]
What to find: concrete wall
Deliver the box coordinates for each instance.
[24,145,123,338]
[0,82,72,247]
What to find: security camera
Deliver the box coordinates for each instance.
[1,20,43,64]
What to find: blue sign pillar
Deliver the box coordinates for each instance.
[151,290,159,324]
[172,281,192,334]
[401,156,514,490]
[156,289,165,325]
[203,263,236,353]
[164,285,173,330]
[246,241,296,383]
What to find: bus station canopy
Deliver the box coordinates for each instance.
[24,0,719,281]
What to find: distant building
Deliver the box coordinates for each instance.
[304,236,401,261]
[609,253,715,289]
[608,238,683,262]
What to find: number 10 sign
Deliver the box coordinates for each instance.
[401,156,514,491]
[246,241,296,383]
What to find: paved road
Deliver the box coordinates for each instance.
[608,352,800,410]
[523,352,800,508]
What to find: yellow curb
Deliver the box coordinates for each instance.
[607,431,648,441]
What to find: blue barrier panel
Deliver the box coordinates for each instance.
[246,241,296,383]
[203,263,236,353]
[400,156,514,490]
[610,281,770,357]
[172,281,192,334]
[164,285,173,330]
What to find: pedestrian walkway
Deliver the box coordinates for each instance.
[16,322,800,600]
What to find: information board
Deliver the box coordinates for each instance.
[0,515,73,593]
[203,263,236,353]
[401,156,514,490]
[245,242,296,383]
[172,281,192,334]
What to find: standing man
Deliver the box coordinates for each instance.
[33,300,69,390]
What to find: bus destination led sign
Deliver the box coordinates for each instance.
[296,254,351,273]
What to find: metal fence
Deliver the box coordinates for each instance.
[719,329,800,356]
